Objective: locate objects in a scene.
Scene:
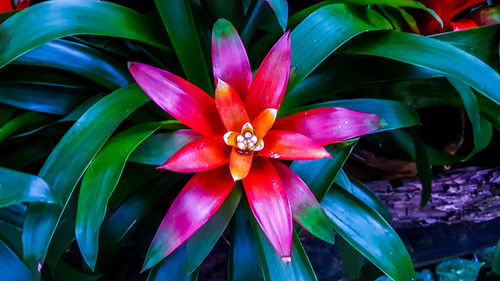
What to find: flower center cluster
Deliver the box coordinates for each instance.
[223,122,264,154]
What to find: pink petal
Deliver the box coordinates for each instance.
[143,166,235,270]
[274,108,383,146]
[242,158,292,259]
[129,62,224,136]
[258,130,331,160]
[272,160,335,243]
[244,32,291,119]
[212,19,252,100]
[215,79,250,132]
[159,135,230,173]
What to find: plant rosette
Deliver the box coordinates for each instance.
[129,18,384,270]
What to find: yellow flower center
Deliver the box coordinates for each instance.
[223,122,264,154]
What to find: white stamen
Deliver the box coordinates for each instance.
[236,135,245,143]
[242,122,253,131]
[223,132,232,145]
[250,135,258,143]
[237,142,246,150]
[244,131,252,139]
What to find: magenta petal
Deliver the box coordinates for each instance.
[274,107,383,146]
[242,158,292,259]
[244,32,291,119]
[258,130,331,160]
[129,62,225,136]
[212,19,253,100]
[272,160,335,243]
[143,166,235,270]
[159,135,230,173]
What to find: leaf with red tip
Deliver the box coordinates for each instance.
[212,19,252,100]
[252,108,278,139]
[215,80,250,132]
[258,130,331,160]
[242,158,292,259]
[229,148,253,181]
[245,32,291,118]
[129,62,224,136]
[275,108,383,146]
[272,160,335,244]
[143,166,235,270]
[159,136,230,173]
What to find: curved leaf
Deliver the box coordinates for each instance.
[266,0,288,31]
[154,0,213,93]
[0,112,46,143]
[14,39,132,89]
[322,186,415,281]
[0,0,169,69]
[76,122,163,269]
[0,82,92,115]
[22,84,149,271]
[129,130,202,165]
[289,4,384,91]
[339,30,500,105]
[0,240,36,281]
[0,167,57,208]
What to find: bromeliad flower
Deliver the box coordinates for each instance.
[129,19,384,270]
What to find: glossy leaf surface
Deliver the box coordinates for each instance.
[22,84,149,270]
[0,0,169,68]
[0,167,56,208]
[322,186,415,281]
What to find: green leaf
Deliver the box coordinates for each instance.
[0,112,47,143]
[447,77,493,158]
[250,208,318,281]
[290,144,355,201]
[147,244,193,281]
[281,55,440,110]
[229,202,264,281]
[436,258,484,281]
[0,240,36,281]
[266,0,288,31]
[154,0,213,93]
[22,84,149,271]
[338,236,365,280]
[285,98,420,132]
[339,30,500,106]
[129,131,202,165]
[334,170,391,221]
[0,0,169,69]
[289,4,383,91]
[14,39,132,90]
[322,186,415,281]
[0,167,57,208]
[409,129,432,208]
[0,220,22,259]
[54,261,101,281]
[76,122,163,269]
[493,239,500,275]
[431,24,500,71]
[0,82,92,115]
[185,185,242,274]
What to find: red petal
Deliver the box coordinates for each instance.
[212,19,252,100]
[229,148,253,181]
[16,0,30,9]
[129,62,224,136]
[274,108,383,146]
[252,108,278,139]
[215,80,250,132]
[242,158,292,259]
[143,166,235,270]
[272,160,335,243]
[0,0,14,12]
[451,19,478,31]
[258,130,331,160]
[159,135,230,172]
[244,32,291,119]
